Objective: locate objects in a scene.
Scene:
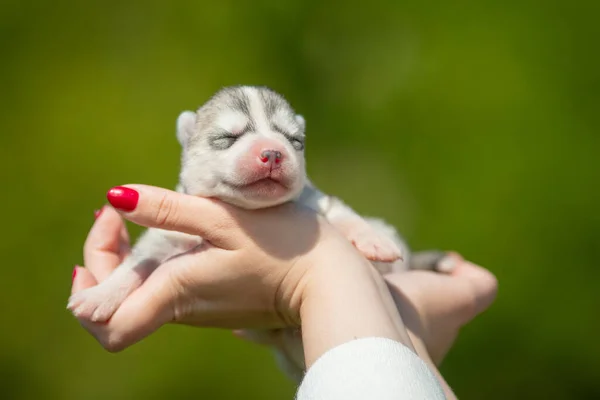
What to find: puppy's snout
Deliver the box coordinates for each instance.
[259,150,283,167]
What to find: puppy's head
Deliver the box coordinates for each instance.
[176,86,307,209]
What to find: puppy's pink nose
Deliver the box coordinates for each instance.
[259,150,283,166]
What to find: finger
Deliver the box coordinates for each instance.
[119,213,130,253]
[84,206,130,282]
[437,251,464,273]
[72,248,219,352]
[386,265,479,325]
[451,260,498,315]
[68,264,170,352]
[71,266,98,295]
[105,185,241,248]
[70,266,109,343]
[74,264,177,352]
[96,204,131,257]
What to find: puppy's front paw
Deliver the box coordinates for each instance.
[340,222,403,263]
[67,284,131,322]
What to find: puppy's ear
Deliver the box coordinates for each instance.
[295,114,306,132]
[176,111,197,146]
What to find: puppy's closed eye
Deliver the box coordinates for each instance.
[210,134,239,150]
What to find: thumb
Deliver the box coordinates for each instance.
[105,184,241,248]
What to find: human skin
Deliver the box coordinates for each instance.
[70,184,497,398]
[383,254,498,397]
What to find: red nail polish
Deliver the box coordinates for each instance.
[72,266,78,283]
[107,186,139,211]
[94,207,104,219]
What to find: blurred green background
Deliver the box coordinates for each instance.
[1,0,599,398]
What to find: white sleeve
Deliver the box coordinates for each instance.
[295,337,446,400]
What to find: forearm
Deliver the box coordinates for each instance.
[299,250,415,368]
[296,248,450,399]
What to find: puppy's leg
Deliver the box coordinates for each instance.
[68,228,200,322]
[409,250,456,273]
[297,182,404,263]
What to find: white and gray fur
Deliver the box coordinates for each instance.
[68,85,444,382]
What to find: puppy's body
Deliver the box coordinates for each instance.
[69,85,435,381]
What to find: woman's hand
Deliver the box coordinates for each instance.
[234,252,497,394]
[386,253,498,366]
[71,184,414,366]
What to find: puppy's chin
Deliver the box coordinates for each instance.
[225,196,289,210]
[204,177,302,209]
[180,164,306,209]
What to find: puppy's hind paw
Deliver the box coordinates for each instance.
[67,285,128,323]
[345,225,403,263]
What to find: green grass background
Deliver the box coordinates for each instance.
[1,1,599,398]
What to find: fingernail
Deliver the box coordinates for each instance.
[438,256,457,273]
[72,266,78,283]
[107,186,139,211]
[94,207,104,219]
